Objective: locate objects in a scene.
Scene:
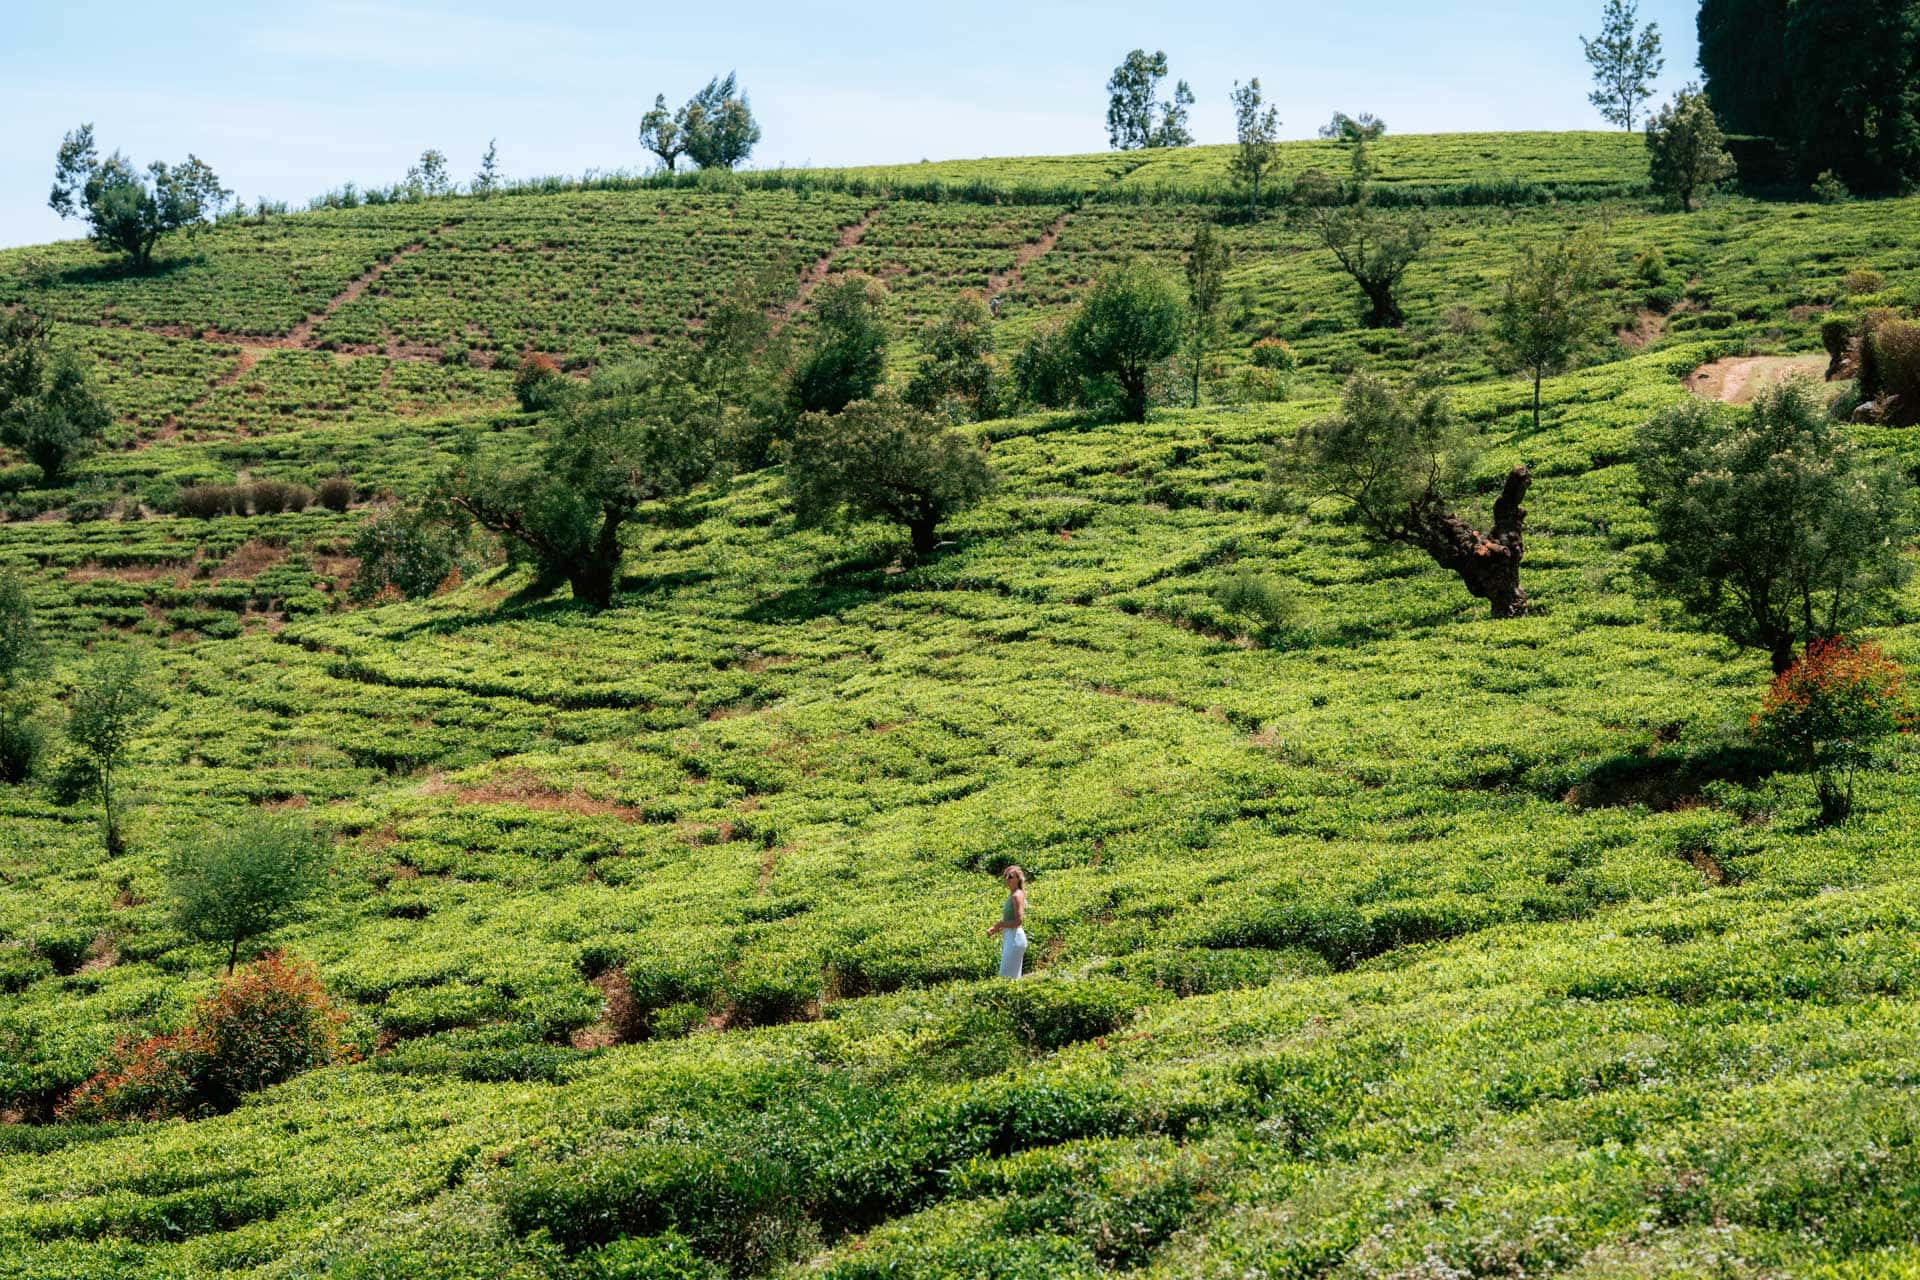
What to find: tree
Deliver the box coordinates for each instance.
[0,571,44,783]
[348,504,470,602]
[1065,257,1187,423]
[1645,86,1737,211]
[472,139,501,198]
[786,390,996,557]
[0,309,111,484]
[905,292,1001,421]
[1183,224,1231,409]
[1105,50,1195,150]
[690,261,793,467]
[435,362,724,608]
[1227,79,1281,219]
[1289,171,1429,328]
[639,95,687,172]
[1318,112,1388,144]
[169,815,328,973]
[1633,379,1909,674]
[1753,638,1910,824]
[786,274,889,420]
[65,650,157,855]
[1581,0,1664,130]
[1697,0,1920,195]
[49,124,230,272]
[1276,372,1534,618]
[405,149,451,199]
[682,74,762,171]
[1489,235,1607,430]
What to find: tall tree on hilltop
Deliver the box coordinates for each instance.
[638,95,688,172]
[1227,79,1280,219]
[1581,0,1664,130]
[49,124,229,272]
[683,74,762,171]
[1106,50,1195,150]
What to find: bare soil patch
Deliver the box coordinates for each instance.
[780,208,882,326]
[433,768,649,822]
[985,211,1073,304]
[1686,354,1830,405]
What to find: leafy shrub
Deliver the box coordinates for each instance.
[786,274,889,419]
[1248,337,1297,372]
[168,813,328,972]
[1854,307,1902,401]
[1009,320,1078,410]
[1867,319,1920,425]
[1753,638,1910,823]
[1209,566,1297,634]
[1845,268,1885,297]
[1823,316,1857,377]
[1065,257,1187,422]
[1227,366,1290,403]
[1812,170,1852,204]
[30,928,95,976]
[0,716,44,784]
[904,292,1000,422]
[178,484,240,519]
[58,953,353,1121]
[348,505,469,602]
[247,479,312,515]
[978,978,1149,1051]
[499,1142,809,1270]
[513,353,565,412]
[583,1233,724,1280]
[315,475,355,512]
[1632,246,1669,288]
[1642,285,1681,314]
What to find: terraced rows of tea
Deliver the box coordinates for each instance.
[5,133,1920,1278]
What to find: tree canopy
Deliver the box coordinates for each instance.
[1580,0,1664,130]
[1227,79,1281,218]
[1490,235,1608,428]
[1633,379,1910,673]
[1645,86,1737,211]
[1066,257,1187,423]
[1288,171,1429,329]
[48,124,229,271]
[1105,50,1194,150]
[169,816,329,973]
[640,75,762,172]
[0,310,110,485]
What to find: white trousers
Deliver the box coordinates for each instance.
[999,927,1027,979]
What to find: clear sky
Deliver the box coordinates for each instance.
[1,0,1700,249]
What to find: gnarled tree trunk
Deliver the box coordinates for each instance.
[1403,464,1532,618]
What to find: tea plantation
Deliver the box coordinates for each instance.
[4,132,1920,1278]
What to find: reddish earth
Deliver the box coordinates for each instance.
[1686,353,1830,405]
[985,211,1072,303]
[780,208,882,325]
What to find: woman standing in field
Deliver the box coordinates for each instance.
[989,865,1028,978]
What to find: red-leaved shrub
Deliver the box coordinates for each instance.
[1752,638,1910,823]
[513,352,565,412]
[58,953,354,1122]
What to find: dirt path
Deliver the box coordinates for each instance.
[985,210,1073,306]
[779,207,881,326]
[284,241,428,346]
[1686,353,1830,405]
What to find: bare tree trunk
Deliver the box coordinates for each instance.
[1405,464,1532,618]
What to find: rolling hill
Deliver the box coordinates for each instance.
[3,132,1920,1279]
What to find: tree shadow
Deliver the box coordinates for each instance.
[44,255,204,288]
[1556,743,1779,811]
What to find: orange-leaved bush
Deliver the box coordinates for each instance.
[513,352,565,412]
[1752,637,1911,824]
[58,953,354,1122]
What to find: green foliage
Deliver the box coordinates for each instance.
[168,814,328,972]
[786,274,889,422]
[349,504,471,602]
[0,568,43,783]
[48,123,230,271]
[1209,566,1297,637]
[639,95,688,173]
[583,1233,724,1280]
[1010,320,1079,411]
[1490,233,1608,426]
[681,74,762,172]
[57,954,351,1121]
[786,389,996,556]
[512,352,566,413]
[1581,0,1665,130]
[1105,50,1194,150]
[1698,0,1920,194]
[0,310,110,485]
[1866,319,1920,426]
[1182,224,1231,409]
[904,292,1000,421]
[1288,171,1430,328]
[437,361,723,607]
[1645,86,1737,211]
[63,648,157,854]
[1634,379,1910,673]
[1753,638,1910,823]
[1226,79,1280,217]
[1066,257,1187,422]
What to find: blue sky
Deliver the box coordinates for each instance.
[1,0,1699,249]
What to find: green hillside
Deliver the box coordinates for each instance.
[4,132,1920,1278]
